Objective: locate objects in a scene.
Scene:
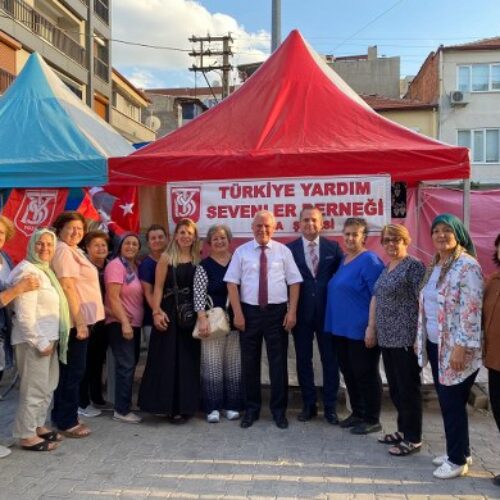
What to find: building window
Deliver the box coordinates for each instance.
[458,128,500,163]
[457,63,500,92]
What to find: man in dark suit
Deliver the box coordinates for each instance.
[288,207,343,424]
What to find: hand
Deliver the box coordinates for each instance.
[39,344,54,356]
[76,324,89,340]
[233,311,245,332]
[197,315,210,338]
[153,310,169,331]
[364,325,377,348]
[15,275,40,294]
[283,311,297,332]
[122,323,134,340]
[450,345,467,371]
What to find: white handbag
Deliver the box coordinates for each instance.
[192,296,230,340]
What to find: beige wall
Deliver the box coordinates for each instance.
[379,108,438,138]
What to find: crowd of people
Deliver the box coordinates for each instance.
[0,208,498,484]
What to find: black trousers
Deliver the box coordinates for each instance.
[489,368,500,432]
[335,335,382,424]
[427,340,478,466]
[79,320,108,408]
[240,303,288,419]
[52,328,89,431]
[381,346,422,443]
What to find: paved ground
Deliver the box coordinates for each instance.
[1,376,499,500]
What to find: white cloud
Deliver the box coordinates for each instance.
[112,0,270,87]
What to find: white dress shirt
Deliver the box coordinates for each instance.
[224,239,303,305]
[301,236,320,275]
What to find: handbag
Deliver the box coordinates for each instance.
[192,296,230,340]
[172,266,197,330]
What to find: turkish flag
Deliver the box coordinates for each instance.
[2,188,68,263]
[77,189,100,222]
[108,186,139,233]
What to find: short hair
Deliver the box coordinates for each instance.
[343,217,368,238]
[83,230,109,250]
[380,224,411,246]
[299,206,323,221]
[206,224,233,244]
[52,211,87,236]
[0,215,15,241]
[493,233,500,267]
[145,224,167,241]
[252,210,276,225]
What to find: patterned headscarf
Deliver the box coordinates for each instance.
[26,229,71,364]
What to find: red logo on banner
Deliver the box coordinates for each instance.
[170,186,201,223]
[2,188,68,263]
[14,190,60,236]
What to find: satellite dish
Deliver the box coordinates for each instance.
[145,115,161,132]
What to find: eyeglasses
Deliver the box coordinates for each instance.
[382,236,403,245]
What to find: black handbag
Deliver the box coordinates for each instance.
[172,266,196,330]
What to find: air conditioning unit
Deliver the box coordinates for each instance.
[449,90,469,106]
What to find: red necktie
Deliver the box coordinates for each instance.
[258,245,268,308]
[309,241,318,277]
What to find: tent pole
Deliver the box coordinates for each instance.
[463,178,471,230]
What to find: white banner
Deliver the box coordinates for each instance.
[166,175,391,237]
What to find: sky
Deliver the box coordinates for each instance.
[112,0,500,90]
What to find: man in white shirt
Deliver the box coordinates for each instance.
[225,210,302,429]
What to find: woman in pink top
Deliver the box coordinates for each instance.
[105,233,144,424]
[51,212,105,438]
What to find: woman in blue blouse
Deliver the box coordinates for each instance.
[193,224,242,423]
[325,217,384,435]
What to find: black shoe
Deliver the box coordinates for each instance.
[297,405,318,422]
[493,474,500,486]
[240,414,258,429]
[274,416,289,429]
[339,414,364,428]
[350,422,382,435]
[324,408,339,425]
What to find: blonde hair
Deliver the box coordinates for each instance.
[380,224,411,246]
[0,215,15,241]
[167,218,200,266]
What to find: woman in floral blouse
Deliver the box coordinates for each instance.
[416,213,483,480]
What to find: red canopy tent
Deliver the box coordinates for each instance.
[109,30,469,187]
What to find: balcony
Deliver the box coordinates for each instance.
[0,67,15,94]
[94,0,108,24]
[0,0,85,66]
[94,56,109,82]
[111,107,156,143]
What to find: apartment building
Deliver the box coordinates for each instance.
[406,37,500,185]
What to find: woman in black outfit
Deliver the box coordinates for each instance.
[138,218,201,423]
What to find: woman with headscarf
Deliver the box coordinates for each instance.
[416,213,483,479]
[9,229,70,451]
[104,233,144,424]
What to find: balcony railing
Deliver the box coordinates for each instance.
[94,0,108,24]
[94,56,109,82]
[0,67,15,94]
[0,0,86,66]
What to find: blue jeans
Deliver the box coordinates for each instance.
[52,328,89,430]
[427,340,478,466]
[107,322,139,415]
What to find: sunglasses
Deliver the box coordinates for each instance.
[382,236,403,245]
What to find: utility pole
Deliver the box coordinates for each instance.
[271,0,281,52]
[189,34,233,99]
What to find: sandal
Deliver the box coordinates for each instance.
[60,424,91,439]
[37,431,63,442]
[388,440,422,457]
[21,440,58,452]
[378,432,403,445]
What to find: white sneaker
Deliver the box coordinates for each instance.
[113,411,142,424]
[225,410,240,421]
[78,404,102,418]
[0,445,11,458]
[433,459,468,479]
[207,410,220,423]
[432,454,472,466]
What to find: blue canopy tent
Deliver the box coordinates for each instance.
[0,53,133,187]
